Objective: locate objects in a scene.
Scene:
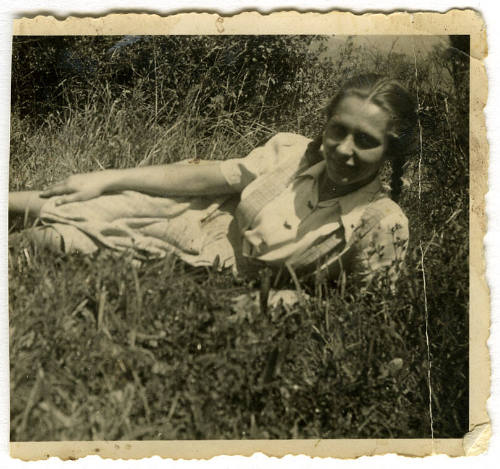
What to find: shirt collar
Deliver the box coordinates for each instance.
[299,160,383,241]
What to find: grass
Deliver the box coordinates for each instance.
[9,79,468,441]
[9,243,435,440]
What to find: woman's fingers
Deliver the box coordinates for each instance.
[40,174,102,205]
[54,193,85,206]
[54,190,101,206]
[40,183,72,198]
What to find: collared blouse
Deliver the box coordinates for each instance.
[220,133,409,282]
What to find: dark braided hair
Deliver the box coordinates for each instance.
[306,74,417,201]
[304,134,324,167]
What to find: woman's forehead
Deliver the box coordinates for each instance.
[331,95,390,135]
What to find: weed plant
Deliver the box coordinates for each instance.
[9,36,468,440]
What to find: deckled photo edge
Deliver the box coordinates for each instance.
[8,9,488,460]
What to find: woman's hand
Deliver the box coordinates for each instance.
[40,172,108,206]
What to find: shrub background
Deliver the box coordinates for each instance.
[9,35,469,440]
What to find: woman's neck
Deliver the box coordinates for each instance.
[318,169,379,201]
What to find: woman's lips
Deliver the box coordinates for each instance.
[327,160,353,179]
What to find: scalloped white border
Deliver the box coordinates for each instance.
[1,1,497,467]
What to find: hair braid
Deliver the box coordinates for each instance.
[304,134,324,167]
[390,151,405,202]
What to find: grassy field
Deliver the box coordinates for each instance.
[9,35,469,440]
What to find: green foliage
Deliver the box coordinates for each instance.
[9,246,432,440]
[9,35,469,440]
[12,35,331,135]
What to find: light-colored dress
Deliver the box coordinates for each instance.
[39,133,408,282]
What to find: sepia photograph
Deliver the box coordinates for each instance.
[5,9,489,460]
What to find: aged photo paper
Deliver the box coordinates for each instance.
[8,9,488,460]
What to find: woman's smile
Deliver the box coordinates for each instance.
[327,158,355,182]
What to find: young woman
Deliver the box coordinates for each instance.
[9,74,416,287]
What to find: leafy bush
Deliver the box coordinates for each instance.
[12,36,332,133]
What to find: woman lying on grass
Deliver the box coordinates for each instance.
[10,74,416,290]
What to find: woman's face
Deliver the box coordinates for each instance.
[322,95,391,187]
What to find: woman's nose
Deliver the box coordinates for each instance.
[337,134,355,157]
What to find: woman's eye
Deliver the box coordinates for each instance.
[354,132,380,149]
[328,123,347,140]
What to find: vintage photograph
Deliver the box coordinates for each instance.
[6,11,487,459]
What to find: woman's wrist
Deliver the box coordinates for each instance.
[100,168,130,194]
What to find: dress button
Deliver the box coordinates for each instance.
[284,221,292,229]
[307,200,314,210]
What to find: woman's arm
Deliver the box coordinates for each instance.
[40,161,237,206]
[9,191,45,217]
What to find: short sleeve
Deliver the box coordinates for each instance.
[219,133,311,192]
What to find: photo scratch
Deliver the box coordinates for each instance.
[413,41,435,446]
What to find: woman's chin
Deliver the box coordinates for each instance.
[326,168,352,187]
